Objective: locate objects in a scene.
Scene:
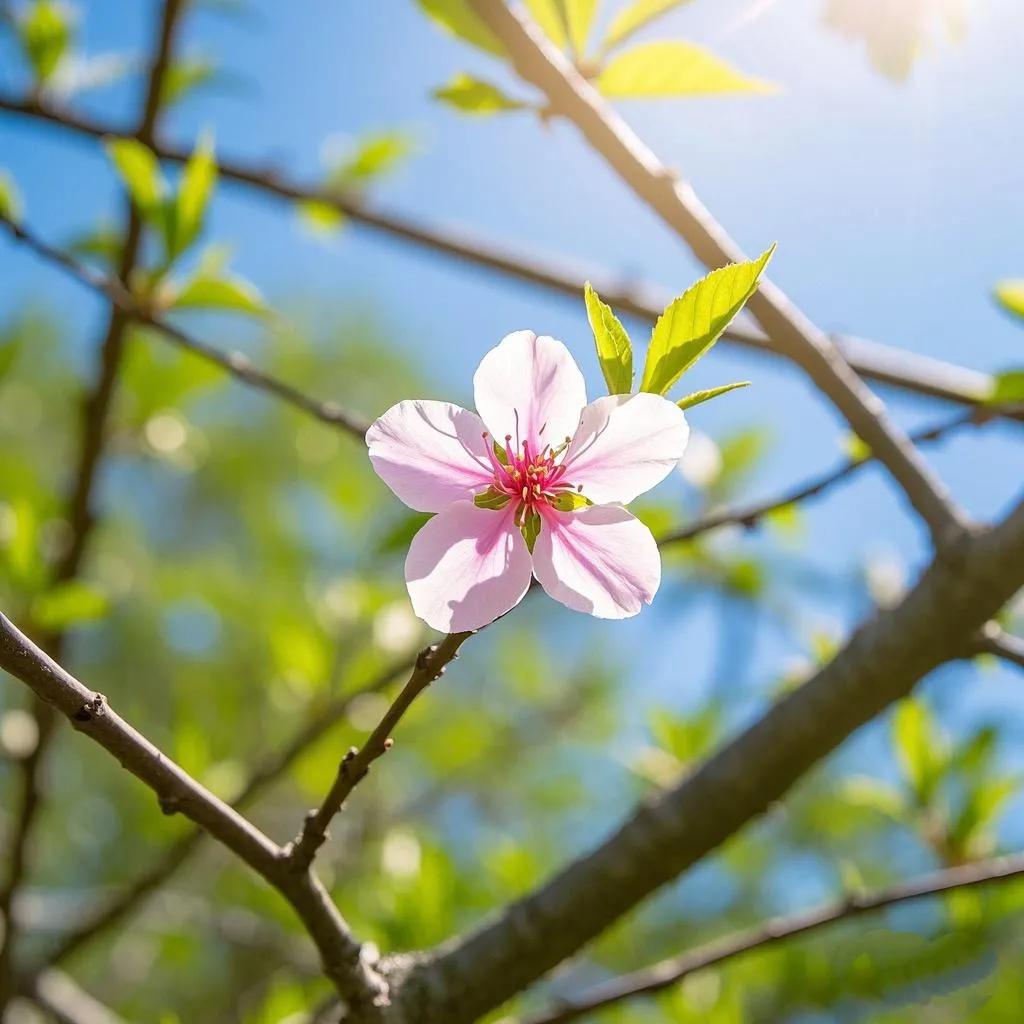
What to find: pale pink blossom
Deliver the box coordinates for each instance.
[366,331,689,632]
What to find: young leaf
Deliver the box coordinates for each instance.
[0,171,23,225]
[173,131,217,258]
[19,0,72,84]
[161,56,219,108]
[170,273,268,317]
[327,132,415,189]
[602,0,695,51]
[988,369,1024,406]
[558,0,598,56]
[434,73,525,116]
[598,41,776,99]
[995,280,1024,322]
[893,698,946,806]
[416,0,506,56]
[31,580,108,631]
[676,381,750,411]
[296,199,347,237]
[584,282,633,395]
[640,246,774,396]
[105,138,165,216]
[525,0,568,48]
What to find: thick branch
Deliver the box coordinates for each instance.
[0,215,370,439]
[399,497,1024,1022]
[0,92,1017,418]
[470,0,965,544]
[0,614,389,1013]
[520,850,1024,1024]
[286,633,471,871]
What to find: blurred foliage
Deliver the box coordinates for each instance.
[1,3,1023,1024]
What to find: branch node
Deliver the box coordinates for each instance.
[72,693,106,723]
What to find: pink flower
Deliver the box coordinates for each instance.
[366,331,689,633]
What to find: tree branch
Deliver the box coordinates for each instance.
[659,409,982,549]
[469,0,965,545]
[519,850,1024,1024]
[30,654,414,976]
[0,92,1017,420]
[27,969,129,1024]
[0,613,390,1014]
[0,0,187,1002]
[398,496,1024,1023]
[286,633,471,871]
[0,214,371,439]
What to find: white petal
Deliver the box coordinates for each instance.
[366,400,492,513]
[405,501,533,632]
[562,393,689,505]
[473,331,587,452]
[532,505,661,619]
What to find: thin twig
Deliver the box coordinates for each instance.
[470,0,965,545]
[286,632,472,871]
[0,92,1017,418]
[975,624,1024,672]
[0,214,370,438]
[0,0,186,1004]
[0,612,390,1013]
[518,850,1024,1024]
[659,409,981,548]
[27,969,129,1024]
[27,653,413,978]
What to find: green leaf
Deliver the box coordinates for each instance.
[416,0,505,56]
[550,491,593,511]
[597,41,775,99]
[31,580,109,631]
[640,246,774,396]
[995,280,1024,322]
[161,55,218,108]
[558,0,598,55]
[893,698,946,806]
[474,487,512,510]
[19,0,72,84]
[525,0,568,48]
[0,170,23,225]
[296,199,347,237]
[170,273,268,317]
[949,776,1018,853]
[603,0,695,51]
[327,132,415,190]
[584,282,633,395]
[434,73,525,115]
[841,775,908,821]
[172,130,217,259]
[105,138,165,216]
[988,369,1024,406]
[676,380,750,411]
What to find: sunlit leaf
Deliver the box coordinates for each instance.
[326,132,415,190]
[598,41,775,99]
[416,0,505,56]
[584,282,633,395]
[19,0,73,84]
[893,698,946,806]
[105,138,165,216]
[31,580,109,630]
[559,0,598,55]
[0,170,23,225]
[603,0,695,51]
[676,380,750,411]
[161,55,219,107]
[640,246,774,396]
[296,199,347,237]
[170,273,268,317]
[172,130,217,258]
[995,280,1024,322]
[434,73,525,115]
[988,370,1024,406]
[525,0,568,48]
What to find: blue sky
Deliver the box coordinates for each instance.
[2,0,1023,828]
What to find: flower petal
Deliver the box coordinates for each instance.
[473,331,587,451]
[405,500,533,632]
[532,505,661,619]
[366,400,492,513]
[561,392,689,505]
